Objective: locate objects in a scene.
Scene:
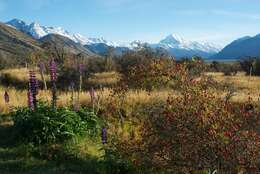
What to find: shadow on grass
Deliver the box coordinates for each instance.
[0,73,28,90]
[0,73,114,91]
[0,123,133,174]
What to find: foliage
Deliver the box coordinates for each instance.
[179,56,207,77]
[239,57,260,76]
[253,58,260,76]
[209,61,241,76]
[118,58,186,91]
[116,48,170,76]
[209,61,222,72]
[100,148,137,174]
[113,81,259,173]
[222,63,240,76]
[10,102,101,144]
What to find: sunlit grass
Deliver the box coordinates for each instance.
[206,72,260,102]
[1,68,260,113]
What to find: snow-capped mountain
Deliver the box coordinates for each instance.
[6,19,117,46]
[5,19,222,58]
[156,34,221,53]
[128,40,148,49]
[148,34,222,58]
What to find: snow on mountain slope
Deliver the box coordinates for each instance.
[5,19,222,58]
[157,34,221,53]
[6,19,117,46]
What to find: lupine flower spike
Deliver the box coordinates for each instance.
[29,70,38,109]
[49,59,57,82]
[4,91,9,104]
[101,127,107,144]
[28,88,34,110]
[49,59,57,108]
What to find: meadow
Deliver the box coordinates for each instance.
[0,58,259,174]
[0,68,259,113]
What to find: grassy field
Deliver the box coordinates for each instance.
[0,68,259,173]
[0,68,172,113]
[206,72,260,102]
[0,68,259,113]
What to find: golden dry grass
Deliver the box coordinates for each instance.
[0,87,171,113]
[206,72,260,102]
[0,68,260,113]
[0,68,50,82]
[88,72,120,87]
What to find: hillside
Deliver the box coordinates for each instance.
[213,35,260,59]
[40,34,95,56]
[0,23,43,66]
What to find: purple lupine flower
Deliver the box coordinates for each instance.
[29,70,38,94]
[28,89,34,110]
[29,70,38,109]
[4,91,9,104]
[101,127,107,144]
[49,59,57,108]
[49,59,57,82]
[89,87,96,104]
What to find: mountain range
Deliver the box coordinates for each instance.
[2,18,260,60]
[212,34,260,59]
[4,19,222,58]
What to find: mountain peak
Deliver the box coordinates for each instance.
[160,34,185,45]
[129,40,147,48]
[5,18,117,46]
[157,34,221,53]
[6,18,28,31]
[4,18,221,58]
[7,18,26,25]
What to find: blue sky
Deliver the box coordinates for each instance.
[0,0,260,46]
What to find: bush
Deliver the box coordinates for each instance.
[253,58,260,76]
[222,63,240,76]
[240,58,254,75]
[209,61,221,72]
[11,102,100,144]
[239,57,260,76]
[110,63,259,173]
[179,56,207,77]
[117,58,187,91]
[114,84,259,173]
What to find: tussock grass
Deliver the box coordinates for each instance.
[0,69,259,113]
[0,68,50,82]
[87,71,120,87]
[207,72,260,102]
[0,87,172,113]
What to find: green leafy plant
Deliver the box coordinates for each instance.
[11,102,101,144]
